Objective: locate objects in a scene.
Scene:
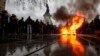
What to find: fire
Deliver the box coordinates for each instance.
[59,11,85,56]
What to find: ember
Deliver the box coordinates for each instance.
[59,11,85,56]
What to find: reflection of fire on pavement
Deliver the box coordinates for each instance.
[49,43,98,56]
[59,11,85,56]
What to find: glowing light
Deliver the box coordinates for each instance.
[59,11,85,56]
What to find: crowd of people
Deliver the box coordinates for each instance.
[0,10,58,36]
[0,10,100,36]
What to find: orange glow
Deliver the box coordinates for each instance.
[59,11,85,56]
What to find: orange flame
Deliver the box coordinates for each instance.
[60,11,85,56]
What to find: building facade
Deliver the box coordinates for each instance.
[43,3,52,24]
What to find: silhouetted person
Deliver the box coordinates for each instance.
[18,17,25,33]
[9,14,18,34]
[25,16,33,34]
[0,10,9,25]
[34,19,40,34]
[0,10,9,35]
[39,20,45,34]
[88,15,100,34]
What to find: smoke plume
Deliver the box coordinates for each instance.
[53,0,100,22]
[54,6,72,21]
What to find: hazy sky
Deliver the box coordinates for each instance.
[5,0,100,25]
[5,0,71,25]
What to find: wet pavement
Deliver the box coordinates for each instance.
[0,40,51,56]
[0,35,100,56]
